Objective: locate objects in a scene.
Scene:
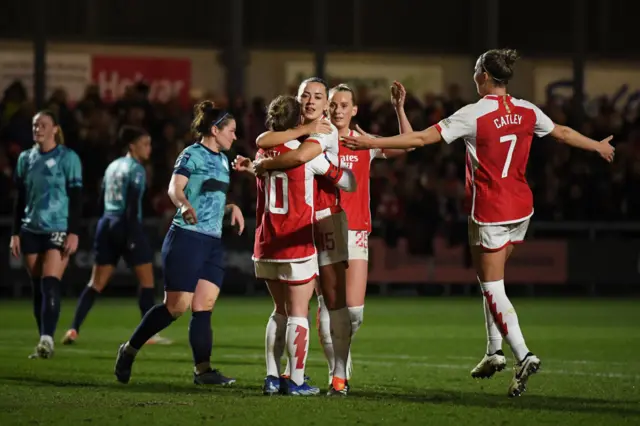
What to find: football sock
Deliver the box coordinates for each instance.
[265,311,287,378]
[286,316,309,386]
[480,279,529,361]
[70,286,99,332]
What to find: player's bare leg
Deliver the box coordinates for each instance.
[320,261,352,396]
[283,280,319,396]
[345,258,368,381]
[264,281,287,395]
[135,263,171,345]
[472,245,540,396]
[63,264,114,345]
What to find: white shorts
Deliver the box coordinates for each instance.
[347,230,369,261]
[468,217,529,251]
[254,256,319,284]
[315,209,349,267]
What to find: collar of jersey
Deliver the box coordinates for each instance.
[197,142,221,156]
[37,144,60,155]
[484,94,511,100]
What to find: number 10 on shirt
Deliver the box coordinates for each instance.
[266,171,289,214]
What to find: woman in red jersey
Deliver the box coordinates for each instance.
[253,78,353,395]
[234,95,356,396]
[343,48,615,398]
[320,82,412,384]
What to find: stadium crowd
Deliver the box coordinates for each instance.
[1,79,639,243]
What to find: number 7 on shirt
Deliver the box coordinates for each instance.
[500,134,517,178]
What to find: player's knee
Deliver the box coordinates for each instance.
[348,305,364,336]
[191,295,215,312]
[164,295,190,317]
[89,281,106,293]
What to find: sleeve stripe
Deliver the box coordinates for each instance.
[173,168,191,178]
[304,138,321,144]
[434,124,443,133]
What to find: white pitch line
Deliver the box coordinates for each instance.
[60,348,640,380]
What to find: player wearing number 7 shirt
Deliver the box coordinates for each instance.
[343,48,615,398]
[233,95,356,396]
[327,82,412,384]
[254,78,353,396]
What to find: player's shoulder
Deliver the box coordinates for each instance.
[509,97,541,112]
[17,147,34,162]
[59,145,81,163]
[283,139,301,151]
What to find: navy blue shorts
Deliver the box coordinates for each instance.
[161,225,225,292]
[20,229,67,254]
[93,216,153,267]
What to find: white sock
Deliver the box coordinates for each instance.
[265,311,287,378]
[286,316,309,386]
[328,307,352,380]
[316,295,335,381]
[40,335,54,347]
[480,279,529,361]
[483,294,504,354]
[346,305,364,380]
[478,276,503,354]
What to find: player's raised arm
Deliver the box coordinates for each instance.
[168,151,197,224]
[232,155,255,175]
[308,153,357,192]
[256,119,332,149]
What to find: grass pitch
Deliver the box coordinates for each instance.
[1,297,639,425]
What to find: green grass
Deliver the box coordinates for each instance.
[1,297,639,426]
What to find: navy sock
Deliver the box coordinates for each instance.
[40,276,61,337]
[71,286,100,332]
[138,288,156,318]
[189,311,213,367]
[31,277,42,334]
[128,304,175,350]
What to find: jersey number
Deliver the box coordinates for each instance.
[266,172,289,214]
[50,232,67,247]
[499,134,517,178]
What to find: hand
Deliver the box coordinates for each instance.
[341,124,377,150]
[9,235,20,258]
[596,135,615,163]
[303,119,332,136]
[227,204,245,235]
[63,233,79,257]
[390,81,407,109]
[180,202,198,225]
[232,155,253,173]
[252,158,270,176]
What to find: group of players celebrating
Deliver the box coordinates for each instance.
[11,48,615,398]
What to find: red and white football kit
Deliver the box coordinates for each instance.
[253,140,353,283]
[307,119,349,266]
[435,95,555,251]
[338,129,386,260]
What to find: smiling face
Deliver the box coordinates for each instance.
[297,81,328,123]
[329,89,358,130]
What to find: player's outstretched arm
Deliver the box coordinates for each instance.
[380,81,416,158]
[549,125,615,162]
[308,153,357,192]
[256,120,332,149]
[343,124,442,151]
